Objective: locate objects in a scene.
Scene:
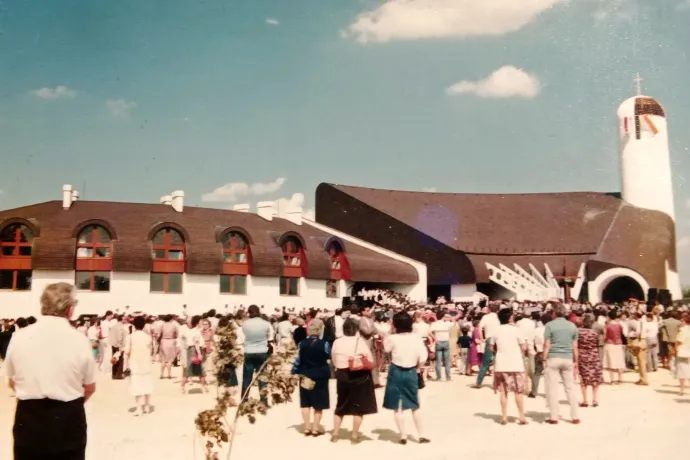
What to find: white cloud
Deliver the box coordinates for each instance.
[446,66,541,99]
[202,177,286,203]
[106,99,137,117]
[266,18,280,25]
[32,86,77,100]
[276,193,305,214]
[344,0,568,43]
[422,187,437,192]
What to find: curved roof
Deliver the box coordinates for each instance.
[320,184,621,254]
[316,183,676,285]
[0,200,419,284]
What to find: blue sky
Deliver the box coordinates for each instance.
[1,0,690,273]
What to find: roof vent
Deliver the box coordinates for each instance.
[62,184,73,210]
[233,203,250,213]
[160,195,172,205]
[257,201,276,221]
[171,190,184,213]
[71,190,80,203]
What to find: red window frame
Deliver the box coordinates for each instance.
[150,228,185,293]
[281,237,304,278]
[76,225,113,273]
[151,228,185,273]
[327,243,350,280]
[0,224,33,290]
[221,232,250,276]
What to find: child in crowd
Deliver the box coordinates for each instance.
[458,328,472,375]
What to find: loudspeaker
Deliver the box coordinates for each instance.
[659,289,672,307]
[354,296,364,306]
[647,288,658,304]
[341,297,352,308]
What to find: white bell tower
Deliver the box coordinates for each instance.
[617,74,680,299]
[617,74,675,220]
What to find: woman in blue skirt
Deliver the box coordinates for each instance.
[382,311,431,445]
[291,318,331,436]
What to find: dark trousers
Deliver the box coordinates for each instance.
[242,353,268,403]
[476,342,494,385]
[14,398,86,460]
[111,346,124,379]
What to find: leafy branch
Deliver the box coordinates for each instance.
[195,322,299,460]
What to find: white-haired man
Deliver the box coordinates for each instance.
[4,282,96,460]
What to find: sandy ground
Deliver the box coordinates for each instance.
[1,365,687,460]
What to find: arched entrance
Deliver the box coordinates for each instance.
[601,276,645,303]
[590,267,650,304]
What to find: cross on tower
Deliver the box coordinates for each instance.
[634,73,643,96]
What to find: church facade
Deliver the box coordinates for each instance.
[314,92,681,305]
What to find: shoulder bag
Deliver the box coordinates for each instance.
[348,336,374,371]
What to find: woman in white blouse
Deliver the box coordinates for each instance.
[125,316,154,415]
[382,312,431,445]
[330,318,378,444]
[675,313,690,395]
[492,308,527,425]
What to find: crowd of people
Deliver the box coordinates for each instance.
[2,284,690,458]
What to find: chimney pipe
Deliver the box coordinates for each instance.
[171,190,184,213]
[62,184,73,210]
[256,201,276,221]
[233,203,250,213]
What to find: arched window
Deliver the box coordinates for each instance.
[75,225,113,291]
[220,231,249,295]
[150,227,185,293]
[325,240,350,298]
[280,236,304,296]
[0,224,33,291]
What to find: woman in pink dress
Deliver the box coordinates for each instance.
[159,315,178,379]
[603,310,625,384]
[468,319,482,375]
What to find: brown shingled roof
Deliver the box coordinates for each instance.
[324,184,621,255]
[0,201,418,284]
[316,183,676,287]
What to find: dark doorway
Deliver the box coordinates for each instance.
[601,276,644,303]
[427,285,450,304]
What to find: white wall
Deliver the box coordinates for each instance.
[0,270,348,318]
[302,219,428,302]
[450,283,477,301]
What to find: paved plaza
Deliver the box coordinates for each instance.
[1,366,687,460]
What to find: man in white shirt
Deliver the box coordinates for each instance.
[430,313,455,381]
[642,312,660,374]
[474,304,500,388]
[4,282,96,460]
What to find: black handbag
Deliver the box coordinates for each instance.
[417,372,425,390]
